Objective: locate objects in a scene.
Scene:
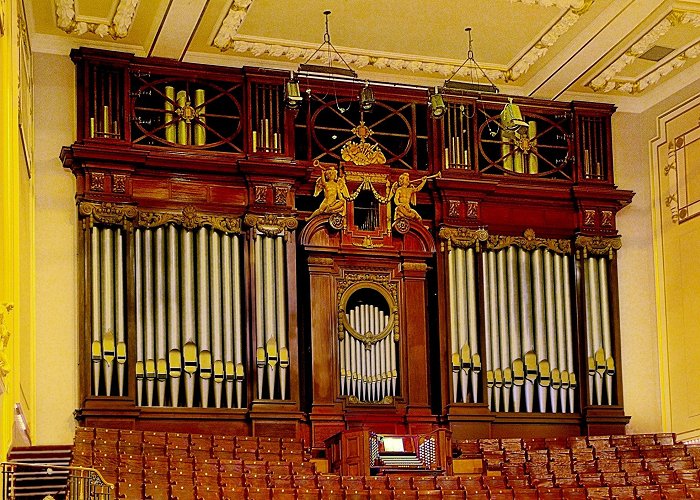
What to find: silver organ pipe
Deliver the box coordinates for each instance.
[143,228,156,406]
[221,235,234,407]
[154,227,167,405]
[232,235,244,408]
[543,250,559,413]
[455,248,469,403]
[210,230,223,408]
[253,234,265,399]
[196,228,212,407]
[166,225,181,406]
[263,235,276,400]
[115,230,126,397]
[466,248,480,403]
[496,249,511,412]
[447,248,460,403]
[586,256,604,405]
[91,227,102,395]
[518,248,535,413]
[275,236,289,400]
[532,249,548,413]
[134,229,143,404]
[486,251,501,412]
[563,255,576,412]
[506,246,522,411]
[553,253,568,412]
[598,257,614,404]
[181,229,197,408]
[101,227,115,397]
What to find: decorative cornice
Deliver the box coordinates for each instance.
[54,0,140,39]
[488,228,572,254]
[212,1,594,83]
[575,234,621,258]
[588,9,700,94]
[79,201,138,227]
[212,0,255,50]
[78,202,242,233]
[438,227,489,250]
[244,213,298,237]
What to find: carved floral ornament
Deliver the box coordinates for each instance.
[575,235,622,259]
[438,227,489,251]
[588,9,700,94]
[439,227,571,254]
[212,0,594,83]
[243,213,298,238]
[54,0,139,39]
[78,201,242,234]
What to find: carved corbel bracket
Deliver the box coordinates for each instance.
[438,226,489,251]
[78,201,138,230]
[575,234,622,259]
[244,213,298,238]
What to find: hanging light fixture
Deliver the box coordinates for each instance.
[298,10,358,79]
[284,73,303,110]
[359,81,375,112]
[429,86,446,119]
[443,27,499,94]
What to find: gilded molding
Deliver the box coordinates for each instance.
[402,262,428,272]
[212,0,255,50]
[336,275,398,346]
[54,0,139,39]
[79,201,138,228]
[588,10,700,94]
[307,256,334,266]
[213,1,594,83]
[438,227,489,250]
[487,228,571,254]
[575,235,621,258]
[244,213,298,237]
[0,303,13,378]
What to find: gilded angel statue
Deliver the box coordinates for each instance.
[310,164,350,219]
[389,172,440,222]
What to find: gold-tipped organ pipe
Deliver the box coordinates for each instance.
[598,256,614,404]
[263,236,277,400]
[167,225,181,407]
[115,230,126,397]
[587,256,604,405]
[496,249,511,412]
[553,253,567,412]
[486,251,501,412]
[196,228,212,407]
[143,228,155,406]
[518,248,535,413]
[506,246,522,411]
[275,236,288,400]
[101,227,115,397]
[543,250,559,413]
[447,249,460,403]
[531,248,548,412]
[180,229,197,408]
[232,235,244,408]
[165,86,176,143]
[91,227,102,396]
[466,247,480,403]
[210,230,224,408]
[154,227,167,406]
[194,89,206,146]
[134,229,143,405]
[253,235,265,399]
[455,248,469,403]
[563,255,575,412]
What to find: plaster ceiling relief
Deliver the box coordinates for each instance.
[587,8,700,94]
[54,0,139,38]
[210,0,595,83]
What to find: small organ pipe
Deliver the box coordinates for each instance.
[197,228,212,407]
[154,227,167,405]
[506,246,522,411]
[134,229,143,404]
[518,248,535,412]
[143,229,155,406]
[543,250,558,412]
[180,229,197,408]
[598,256,613,404]
[101,227,115,396]
[222,234,234,408]
[497,249,511,412]
[466,248,480,403]
[210,230,223,408]
[275,236,288,399]
[232,236,244,408]
[115,229,126,396]
[91,227,102,395]
[447,249,462,403]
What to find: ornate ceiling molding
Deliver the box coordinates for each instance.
[54,0,139,38]
[212,0,254,50]
[211,0,594,83]
[587,9,700,94]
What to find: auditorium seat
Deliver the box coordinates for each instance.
[633,485,661,499]
[536,487,563,499]
[609,485,635,499]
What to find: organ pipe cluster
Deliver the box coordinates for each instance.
[340,304,398,403]
[134,225,245,408]
[252,233,290,400]
[165,86,207,146]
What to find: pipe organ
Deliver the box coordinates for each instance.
[65,48,634,443]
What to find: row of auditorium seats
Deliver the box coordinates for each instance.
[70,428,700,499]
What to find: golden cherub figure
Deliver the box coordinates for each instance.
[389,172,440,222]
[310,164,350,219]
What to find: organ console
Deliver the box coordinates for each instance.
[62,47,634,450]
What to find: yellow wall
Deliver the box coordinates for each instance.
[25,51,698,444]
[32,51,78,445]
[0,0,36,456]
[649,92,700,441]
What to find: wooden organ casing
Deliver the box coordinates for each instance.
[61,47,634,447]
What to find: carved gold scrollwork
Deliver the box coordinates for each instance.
[336,274,399,346]
[438,227,489,250]
[78,201,138,229]
[575,235,622,259]
[487,228,571,254]
[244,213,298,237]
[348,395,394,405]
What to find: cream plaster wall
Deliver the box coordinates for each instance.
[33,52,78,445]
